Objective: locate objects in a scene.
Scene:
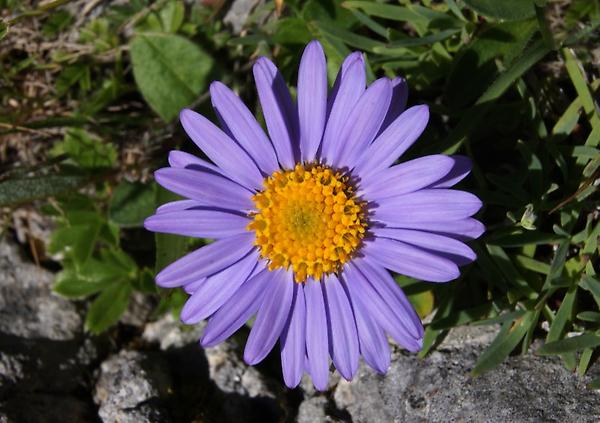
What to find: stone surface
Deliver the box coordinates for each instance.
[224,0,263,33]
[94,349,173,423]
[0,239,81,340]
[329,325,600,423]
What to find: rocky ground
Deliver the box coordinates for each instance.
[1,237,599,423]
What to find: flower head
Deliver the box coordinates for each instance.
[144,40,483,390]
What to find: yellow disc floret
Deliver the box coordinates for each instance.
[248,163,367,283]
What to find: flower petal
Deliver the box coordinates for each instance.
[244,269,294,365]
[210,81,279,175]
[334,78,392,169]
[183,277,206,295]
[373,227,477,266]
[429,155,472,188]
[253,57,298,169]
[354,105,429,177]
[379,77,408,133]
[144,209,249,239]
[155,233,255,287]
[324,274,359,380]
[320,53,366,165]
[180,108,263,190]
[156,199,202,214]
[345,260,422,351]
[201,265,270,347]
[304,278,329,391]
[387,218,485,241]
[372,189,483,224]
[359,155,455,200]
[180,250,259,323]
[154,167,254,211]
[168,150,222,175]
[340,274,390,373]
[280,283,307,388]
[364,237,460,282]
[298,40,327,163]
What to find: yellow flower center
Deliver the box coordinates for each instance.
[248,163,367,283]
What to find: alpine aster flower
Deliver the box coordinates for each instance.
[144,40,483,390]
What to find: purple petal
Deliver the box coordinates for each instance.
[210,81,279,175]
[154,167,254,211]
[340,275,390,373]
[244,269,294,365]
[323,274,359,380]
[372,189,483,224]
[180,250,259,323]
[180,109,263,190]
[155,233,255,287]
[168,150,222,175]
[183,277,206,295]
[334,78,393,169]
[280,283,307,388]
[364,237,460,282]
[326,52,363,119]
[156,199,202,214]
[144,209,249,238]
[359,155,455,200]
[298,40,327,163]
[344,261,422,351]
[373,227,476,266]
[379,77,408,134]
[320,53,366,166]
[387,218,485,241]
[354,105,429,177]
[253,57,298,169]
[429,155,473,188]
[201,265,270,347]
[304,278,329,391]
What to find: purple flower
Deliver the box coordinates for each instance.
[144,40,483,390]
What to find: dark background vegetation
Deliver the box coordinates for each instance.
[1,0,599,385]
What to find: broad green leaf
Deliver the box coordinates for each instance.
[538,333,600,354]
[588,377,600,390]
[53,258,128,298]
[59,128,117,169]
[0,174,85,207]
[463,0,535,21]
[580,275,600,302]
[85,282,132,334]
[406,289,434,319]
[160,1,185,33]
[49,222,101,265]
[109,181,156,227]
[129,33,213,122]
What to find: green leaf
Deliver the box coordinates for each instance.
[49,222,101,265]
[577,311,600,322]
[472,311,536,376]
[463,0,535,21]
[538,333,600,354]
[85,282,132,334]
[129,32,213,122]
[159,1,185,33]
[0,174,86,207]
[53,258,127,298]
[59,128,117,169]
[109,181,156,227]
[588,377,600,390]
[0,19,8,40]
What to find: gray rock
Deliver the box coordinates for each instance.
[0,239,81,340]
[330,325,600,423]
[94,350,173,423]
[297,396,330,423]
[224,0,263,34]
[142,313,204,350]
